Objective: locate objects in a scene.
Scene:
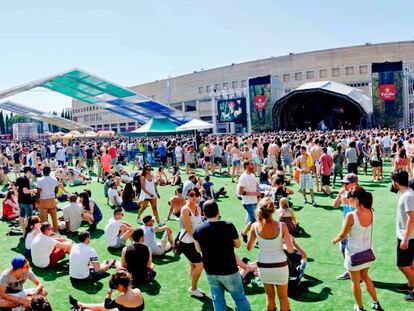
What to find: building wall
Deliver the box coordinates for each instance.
[72,41,414,130]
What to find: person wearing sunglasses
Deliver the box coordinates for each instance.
[179,186,205,298]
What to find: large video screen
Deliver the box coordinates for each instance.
[249,75,272,131]
[217,97,247,123]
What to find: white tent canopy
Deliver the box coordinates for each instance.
[176,119,213,131]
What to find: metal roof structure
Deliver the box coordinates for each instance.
[0,69,192,125]
[0,101,91,131]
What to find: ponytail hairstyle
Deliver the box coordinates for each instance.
[279,197,290,210]
[347,186,373,210]
[256,197,275,223]
[24,216,41,239]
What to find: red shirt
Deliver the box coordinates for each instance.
[108,146,117,159]
[319,153,333,176]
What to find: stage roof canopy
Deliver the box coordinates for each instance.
[0,69,192,125]
[0,101,91,131]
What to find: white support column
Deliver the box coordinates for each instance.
[246,92,252,133]
[211,97,217,133]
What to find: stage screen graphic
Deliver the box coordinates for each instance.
[249,76,272,131]
[372,61,404,128]
[217,97,247,123]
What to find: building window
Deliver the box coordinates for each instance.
[206,85,211,93]
[232,81,238,89]
[128,122,135,126]
[241,80,247,87]
[319,69,327,78]
[214,84,220,91]
[185,101,197,112]
[306,71,314,79]
[120,123,126,127]
[223,82,229,89]
[332,68,340,77]
[283,74,290,82]
[103,124,109,128]
[90,114,95,121]
[198,86,204,94]
[96,113,102,121]
[111,123,117,127]
[359,65,368,74]
[84,115,89,122]
[73,116,78,122]
[97,125,102,130]
[295,72,302,81]
[346,66,354,75]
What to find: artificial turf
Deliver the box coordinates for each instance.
[0,161,410,311]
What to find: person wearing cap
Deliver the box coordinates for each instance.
[332,173,358,280]
[31,222,73,268]
[142,215,174,256]
[0,255,47,309]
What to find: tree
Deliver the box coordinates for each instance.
[5,114,9,134]
[0,110,5,134]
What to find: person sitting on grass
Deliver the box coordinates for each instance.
[0,255,48,310]
[62,194,83,235]
[165,187,186,221]
[104,208,134,250]
[24,216,41,257]
[83,189,103,231]
[272,177,294,207]
[277,198,298,235]
[56,177,71,202]
[121,228,156,285]
[30,295,52,311]
[69,231,118,282]
[142,215,174,256]
[31,222,73,268]
[170,165,182,186]
[2,190,20,220]
[108,181,123,208]
[202,175,227,200]
[155,166,170,186]
[69,269,145,311]
[121,182,139,211]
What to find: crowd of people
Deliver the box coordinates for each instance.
[0,128,412,310]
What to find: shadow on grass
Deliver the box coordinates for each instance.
[136,279,161,296]
[10,237,26,255]
[244,282,265,295]
[31,259,69,281]
[90,228,105,239]
[107,247,122,256]
[289,274,332,302]
[70,276,107,294]
[192,295,234,311]
[373,280,408,295]
[153,254,181,265]
[293,225,311,238]
[292,205,304,212]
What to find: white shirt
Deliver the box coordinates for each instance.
[104,218,123,247]
[36,176,58,200]
[108,188,122,206]
[25,229,40,250]
[31,234,57,268]
[382,136,392,148]
[239,172,258,205]
[56,148,66,162]
[397,188,414,240]
[143,225,159,252]
[49,144,56,154]
[69,243,99,279]
[63,203,83,232]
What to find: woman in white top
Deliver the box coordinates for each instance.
[179,186,204,298]
[247,197,293,311]
[137,165,161,225]
[332,186,383,311]
[251,142,261,176]
[24,216,41,257]
[231,143,242,183]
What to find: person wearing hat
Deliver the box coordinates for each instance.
[332,173,358,280]
[142,215,174,256]
[0,255,47,309]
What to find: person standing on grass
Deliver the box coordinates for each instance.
[179,186,205,298]
[136,165,161,225]
[391,169,414,301]
[15,166,36,235]
[36,166,59,232]
[247,197,293,311]
[319,147,333,195]
[332,186,384,311]
[239,160,260,243]
[296,146,316,206]
[193,200,251,311]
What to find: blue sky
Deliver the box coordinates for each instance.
[1,0,413,112]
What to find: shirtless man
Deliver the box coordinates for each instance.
[268,140,279,169]
[296,146,316,206]
[165,187,186,221]
[203,143,213,176]
[310,138,322,192]
[225,140,234,174]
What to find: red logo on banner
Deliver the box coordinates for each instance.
[254,95,267,110]
[380,84,396,100]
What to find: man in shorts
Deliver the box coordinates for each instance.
[166,187,186,220]
[391,170,414,301]
[15,166,36,235]
[310,139,322,192]
[0,255,47,309]
[142,215,174,256]
[296,146,316,206]
[104,208,134,249]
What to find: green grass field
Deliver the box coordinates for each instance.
[0,162,411,311]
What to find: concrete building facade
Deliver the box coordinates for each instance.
[72,41,414,132]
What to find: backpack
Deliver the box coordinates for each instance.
[93,203,103,224]
[285,250,302,292]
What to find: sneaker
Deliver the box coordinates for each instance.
[336,271,350,280]
[311,200,317,207]
[69,295,80,309]
[354,305,366,311]
[303,199,308,205]
[405,291,414,301]
[136,218,143,225]
[396,283,413,292]
[189,288,205,298]
[371,302,384,311]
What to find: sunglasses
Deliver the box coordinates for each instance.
[188,192,200,198]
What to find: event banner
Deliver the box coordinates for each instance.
[249,75,272,131]
[217,97,247,123]
[372,61,404,128]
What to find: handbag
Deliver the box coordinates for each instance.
[349,211,376,266]
[173,231,186,256]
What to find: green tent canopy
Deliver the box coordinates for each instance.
[126,118,188,137]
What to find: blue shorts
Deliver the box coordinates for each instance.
[232,159,241,166]
[243,204,257,224]
[19,203,33,218]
